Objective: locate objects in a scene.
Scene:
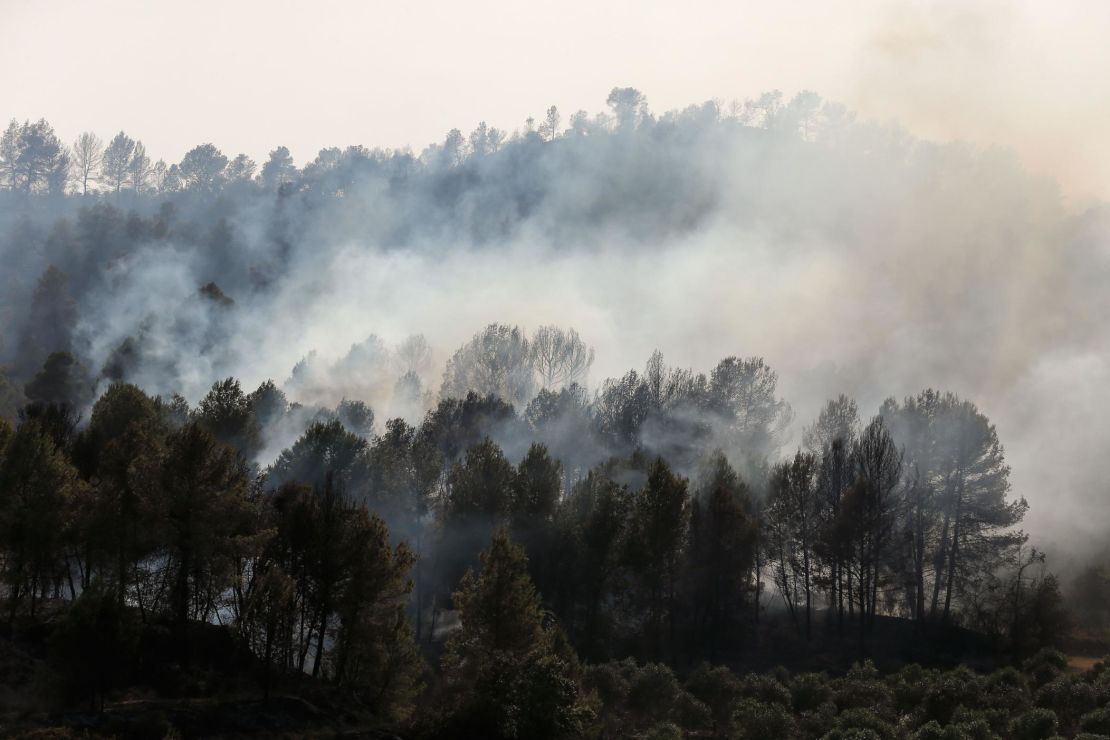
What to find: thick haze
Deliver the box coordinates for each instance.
[2,1,1109,558]
[3,0,1109,200]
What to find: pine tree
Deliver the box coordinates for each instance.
[440,529,586,739]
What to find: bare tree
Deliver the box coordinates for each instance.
[71,132,102,195]
[530,325,594,390]
[442,324,534,406]
[767,451,820,639]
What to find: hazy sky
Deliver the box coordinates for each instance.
[2,0,1108,199]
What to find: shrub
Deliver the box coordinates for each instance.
[582,660,631,708]
[890,664,933,714]
[627,662,682,723]
[833,707,896,740]
[822,729,884,740]
[1022,649,1068,687]
[738,672,792,707]
[911,721,950,740]
[732,697,796,739]
[921,668,981,725]
[686,663,741,733]
[791,672,832,713]
[1079,706,1110,736]
[948,707,1001,740]
[644,721,683,740]
[1009,707,1059,740]
[796,701,838,738]
[1035,674,1099,731]
[832,673,895,716]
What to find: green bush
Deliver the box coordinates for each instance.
[832,673,895,716]
[1009,707,1059,740]
[822,729,884,740]
[911,721,953,740]
[644,721,683,740]
[948,707,1001,739]
[1035,674,1099,731]
[833,707,896,740]
[627,662,682,723]
[686,663,742,732]
[582,660,631,707]
[1079,706,1110,736]
[791,672,832,713]
[921,667,981,725]
[738,672,792,707]
[890,664,933,714]
[796,701,838,738]
[1022,649,1068,687]
[732,697,796,739]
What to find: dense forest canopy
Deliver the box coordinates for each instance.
[1,86,1110,737]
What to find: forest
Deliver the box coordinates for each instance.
[0,87,1109,738]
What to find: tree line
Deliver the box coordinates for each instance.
[0,87,840,198]
[0,333,1067,731]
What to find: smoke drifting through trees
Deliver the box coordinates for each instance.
[0,86,1108,556]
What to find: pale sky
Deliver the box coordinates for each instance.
[3,0,1108,200]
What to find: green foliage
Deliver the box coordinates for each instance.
[832,661,894,717]
[644,722,684,740]
[332,507,422,720]
[1079,706,1110,736]
[623,458,689,659]
[269,418,367,489]
[160,422,254,623]
[732,696,797,738]
[1023,648,1069,687]
[686,662,743,734]
[1009,707,1059,740]
[1035,674,1099,733]
[195,377,261,458]
[0,418,81,618]
[439,530,586,739]
[446,437,516,522]
[792,672,833,712]
[738,672,792,707]
[832,707,896,740]
[921,666,981,725]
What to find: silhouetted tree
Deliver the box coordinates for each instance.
[101,131,136,192]
[439,529,585,739]
[179,143,228,191]
[624,459,689,660]
[160,422,253,623]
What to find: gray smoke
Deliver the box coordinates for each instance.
[1,90,1107,559]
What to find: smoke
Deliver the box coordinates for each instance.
[852,0,1110,202]
[1,92,1108,561]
